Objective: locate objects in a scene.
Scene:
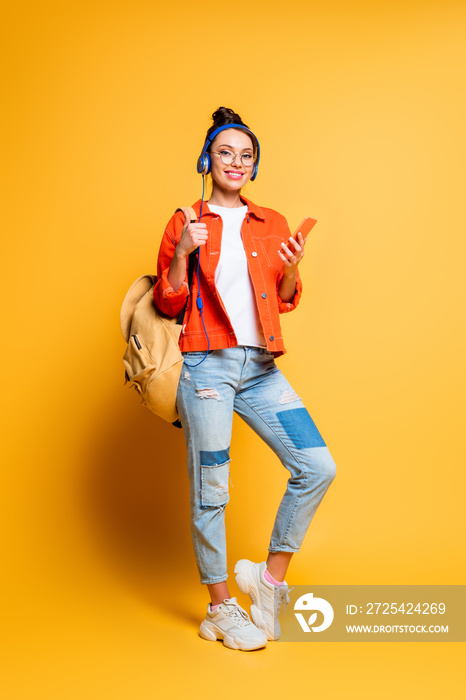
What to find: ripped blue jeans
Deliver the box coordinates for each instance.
[176,346,336,585]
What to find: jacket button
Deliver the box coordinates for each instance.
[251,251,257,257]
[269,335,274,341]
[262,293,267,299]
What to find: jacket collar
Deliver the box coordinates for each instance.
[192,196,265,221]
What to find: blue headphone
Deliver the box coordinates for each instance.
[196,123,260,181]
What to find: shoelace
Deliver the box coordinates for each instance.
[274,585,295,618]
[222,602,252,627]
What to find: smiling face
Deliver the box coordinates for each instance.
[209,128,255,198]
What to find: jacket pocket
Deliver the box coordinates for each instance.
[259,237,283,273]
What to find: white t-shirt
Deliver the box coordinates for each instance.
[209,203,266,348]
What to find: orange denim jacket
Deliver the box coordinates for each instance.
[153,196,303,356]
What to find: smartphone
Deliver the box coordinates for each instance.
[292,217,317,242]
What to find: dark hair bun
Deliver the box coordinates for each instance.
[205,106,255,152]
[211,106,246,128]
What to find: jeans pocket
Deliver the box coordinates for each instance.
[200,460,230,507]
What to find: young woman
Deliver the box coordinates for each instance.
[153,107,336,651]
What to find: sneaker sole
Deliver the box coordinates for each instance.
[199,619,267,651]
[234,559,278,641]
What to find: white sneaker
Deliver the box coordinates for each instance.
[234,559,291,640]
[198,597,268,651]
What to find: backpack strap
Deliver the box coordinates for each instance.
[175,205,197,223]
[176,206,200,326]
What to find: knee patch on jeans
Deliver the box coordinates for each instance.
[276,408,326,449]
[200,449,230,507]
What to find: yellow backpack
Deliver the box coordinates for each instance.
[120,207,197,427]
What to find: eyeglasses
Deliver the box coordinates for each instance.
[210,150,256,167]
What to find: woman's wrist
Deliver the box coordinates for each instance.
[168,247,189,291]
[278,270,297,303]
[174,245,188,262]
[282,267,297,281]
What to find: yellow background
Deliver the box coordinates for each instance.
[2,0,465,697]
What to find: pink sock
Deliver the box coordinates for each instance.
[210,602,222,611]
[264,568,285,586]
